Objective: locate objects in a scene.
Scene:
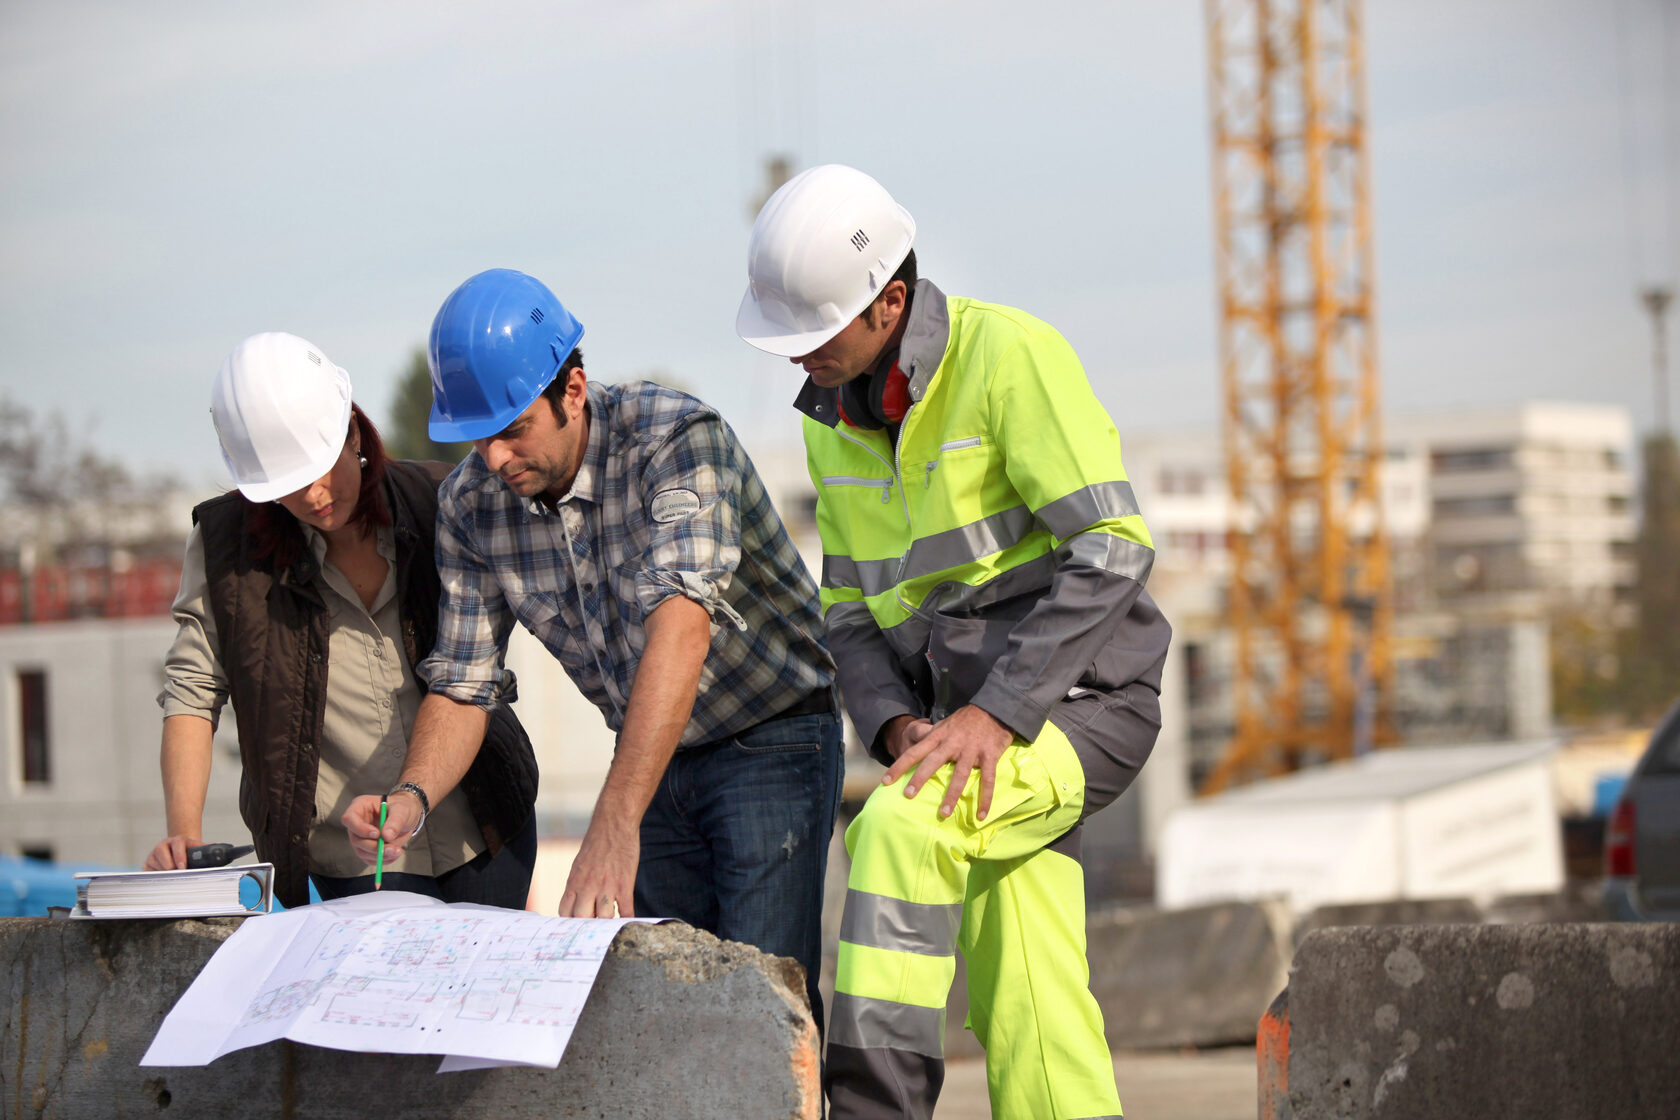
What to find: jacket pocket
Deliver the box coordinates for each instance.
[915,435,985,489]
[925,586,1039,712]
[821,474,895,505]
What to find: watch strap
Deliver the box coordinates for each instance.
[388,781,430,838]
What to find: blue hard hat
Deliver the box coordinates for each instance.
[427,269,585,441]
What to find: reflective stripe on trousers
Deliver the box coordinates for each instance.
[826,721,1124,1120]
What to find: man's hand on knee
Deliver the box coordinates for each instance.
[882,705,1014,820]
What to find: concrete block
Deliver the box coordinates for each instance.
[1285,923,1680,1120]
[1087,900,1293,1049]
[1294,897,1482,946]
[1,916,819,1119]
[1484,881,1607,925]
[942,900,1293,1056]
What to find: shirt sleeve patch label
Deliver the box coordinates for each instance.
[650,488,702,524]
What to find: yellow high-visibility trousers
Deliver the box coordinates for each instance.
[827,722,1123,1120]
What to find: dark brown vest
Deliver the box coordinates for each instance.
[194,460,538,908]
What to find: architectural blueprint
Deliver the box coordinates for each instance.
[142,891,648,1071]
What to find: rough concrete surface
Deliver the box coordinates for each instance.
[1085,900,1293,1050]
[935,899,1292,1058]
[1,916,819,1120]
[1287,922,1680,1119]
[1293,897,1484,946]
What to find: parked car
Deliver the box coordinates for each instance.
[1604,699,1680,921]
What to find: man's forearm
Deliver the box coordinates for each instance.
[593,595,711,831]
[398,692,491,807]
[161,714,215,838]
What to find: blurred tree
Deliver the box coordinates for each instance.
[1550,607,1630,725]
[1554,432,1680,724]
[637,369,694,396]
[385,348,472,465]
[0,395,182,560]
[0,396,156,508]
[1631,432,1680,716]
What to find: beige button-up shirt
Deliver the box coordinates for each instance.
[159,521,484,880]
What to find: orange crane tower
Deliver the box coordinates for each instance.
[1202,0,1393,791]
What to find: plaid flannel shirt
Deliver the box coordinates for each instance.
[418,379,834,747]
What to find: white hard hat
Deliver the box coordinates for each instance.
[737,164,917,357]
[210,332,353,502]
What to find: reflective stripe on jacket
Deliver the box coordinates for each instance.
[797,280,1171,759]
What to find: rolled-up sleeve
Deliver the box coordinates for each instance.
[416,501,518,708]
[631,415,748,631]
[157,525,229,727]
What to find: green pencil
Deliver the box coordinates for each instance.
[375,795,388,891]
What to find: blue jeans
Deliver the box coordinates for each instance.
[635,709,844,1038]
[311,814,538,910]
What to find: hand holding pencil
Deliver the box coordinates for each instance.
[374,795,388,890]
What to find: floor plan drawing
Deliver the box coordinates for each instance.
[142,892,649,1070]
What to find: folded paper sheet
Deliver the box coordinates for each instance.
[142,891,649,1072]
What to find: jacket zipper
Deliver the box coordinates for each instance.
[924,436,982,487]
[820,473,893,504]
[890,404,921,600]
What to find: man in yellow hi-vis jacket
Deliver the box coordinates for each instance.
[738,164,1172,1120]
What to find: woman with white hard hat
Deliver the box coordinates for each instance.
[144,332,539,909]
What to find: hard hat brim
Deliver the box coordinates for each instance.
[225,436,347,503]
[427,398,543,444]
[735,286,851,359]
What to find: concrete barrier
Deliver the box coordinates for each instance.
[1,916,819,1119]
[1270,922,1680,1120]
[1293,897,1483,946]
[1297,887,1608,944]
[939,899,1293,1057]
[1086,900,1294,1050]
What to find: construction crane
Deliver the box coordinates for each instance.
[1201,0,1393,791]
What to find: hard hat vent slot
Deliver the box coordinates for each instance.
[850,229,870,252]
[530,307,545,325]
[305,351,322,365]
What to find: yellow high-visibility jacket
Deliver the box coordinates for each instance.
[796,279,1172,761]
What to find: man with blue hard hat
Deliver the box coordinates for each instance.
[344,268,841,1034]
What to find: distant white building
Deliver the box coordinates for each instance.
[1124,400,1636,771]
[0,617,242,867]
[1386,401,1636,613]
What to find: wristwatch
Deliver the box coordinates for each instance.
[388,781,430,838]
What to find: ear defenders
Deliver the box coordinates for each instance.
[836,352,911,430]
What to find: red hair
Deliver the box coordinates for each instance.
[244,403,392,569]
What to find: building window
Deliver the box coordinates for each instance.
[1431,447,1513,474]
[1432,494,1517,518]
[19,668,49,785]
[1160,468,1206,496]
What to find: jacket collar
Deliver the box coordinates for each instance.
[792,278,952,427]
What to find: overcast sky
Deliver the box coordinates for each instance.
[1,0,1674,489]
